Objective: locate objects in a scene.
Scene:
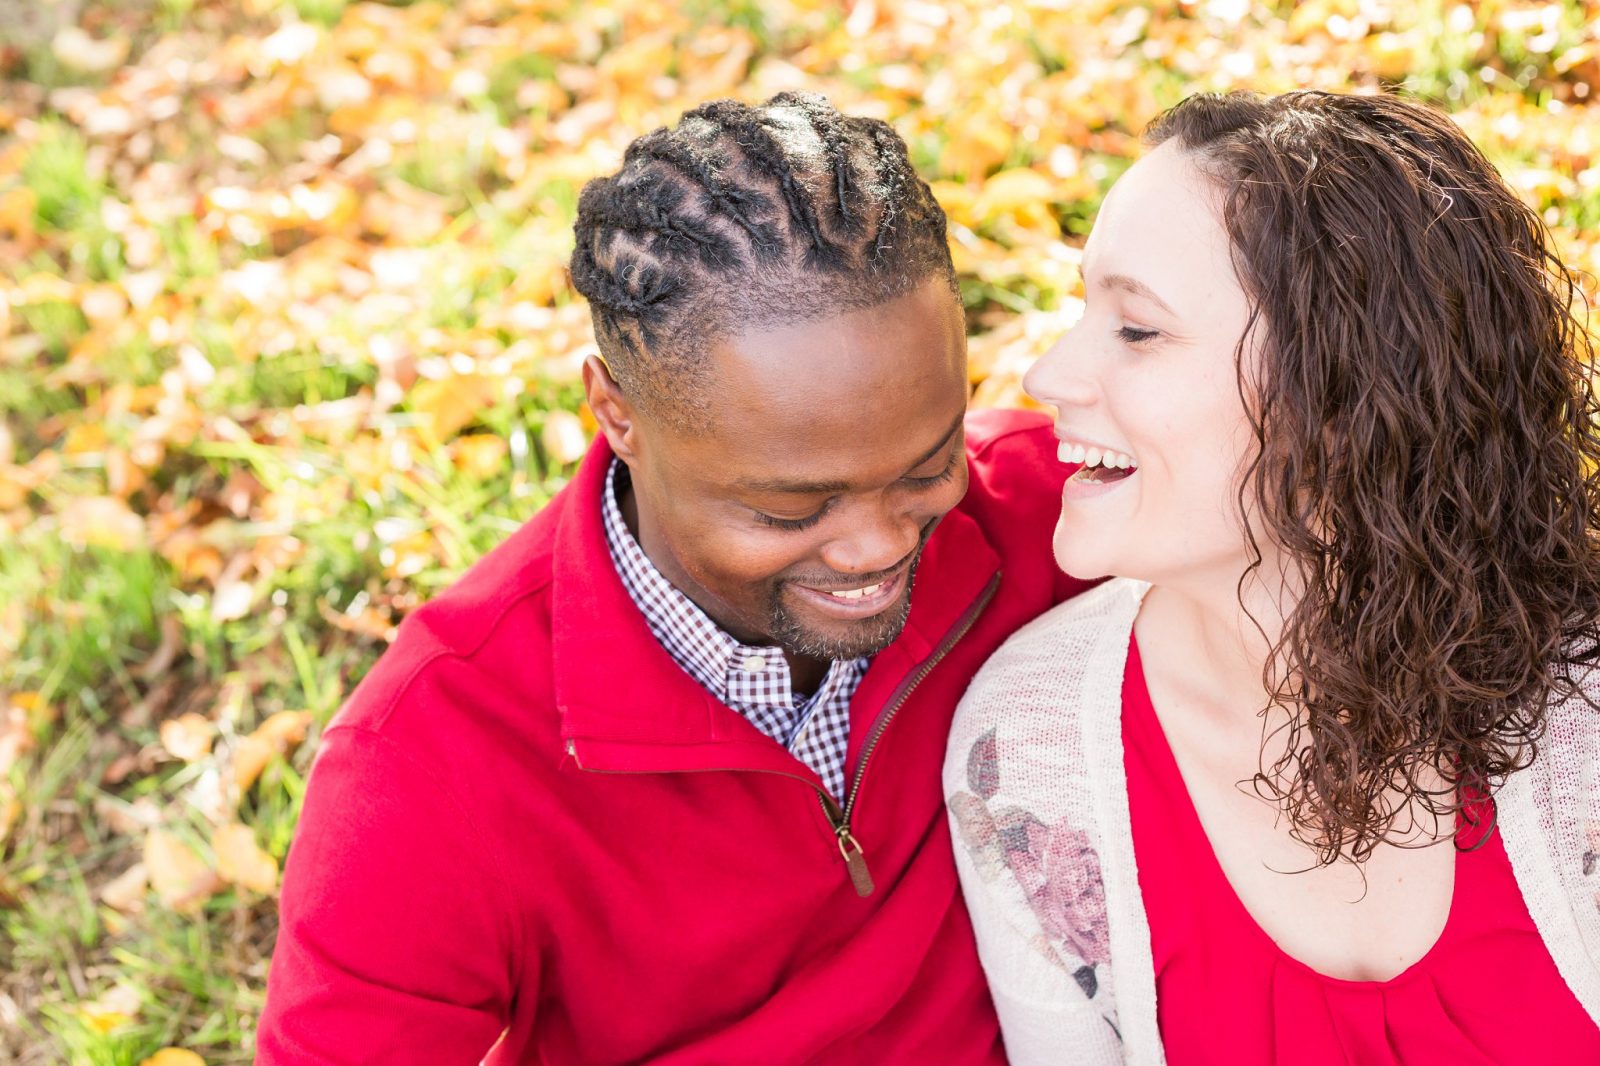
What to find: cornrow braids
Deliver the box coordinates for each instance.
[770,90,861,234]
[687,98,844,270]
[569,92,956,428]
[625,132,785,257]
[577,170,735,270]
[869,125,912,262]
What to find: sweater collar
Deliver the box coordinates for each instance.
[551,434,1001,774]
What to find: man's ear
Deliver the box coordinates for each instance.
[582,354,641,464]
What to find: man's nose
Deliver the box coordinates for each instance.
[819,504,922,577]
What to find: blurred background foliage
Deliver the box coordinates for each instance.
[1,0,1598,1061]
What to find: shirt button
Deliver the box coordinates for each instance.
[741,654,767,674]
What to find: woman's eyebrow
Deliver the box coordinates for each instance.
[1101,273,1178,316]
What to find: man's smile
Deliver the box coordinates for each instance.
[788,566,910,619]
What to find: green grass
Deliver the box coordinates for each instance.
[2,0,1595,1063]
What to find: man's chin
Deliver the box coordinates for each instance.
[768,588,913,661]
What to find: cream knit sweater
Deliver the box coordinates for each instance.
[944,577,1600,1065]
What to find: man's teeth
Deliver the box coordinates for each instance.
[1057,442,1137,469]
[828,583,883,600]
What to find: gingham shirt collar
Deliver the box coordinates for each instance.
[601,459,865,799]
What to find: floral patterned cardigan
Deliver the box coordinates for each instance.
[943,578,1600,1065]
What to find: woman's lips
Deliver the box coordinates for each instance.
[1062,465,1137,501]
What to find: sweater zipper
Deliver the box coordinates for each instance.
[565,571,1001,899]
[822,570,1001,898]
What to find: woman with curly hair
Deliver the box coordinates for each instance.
[945,90,1600,1064]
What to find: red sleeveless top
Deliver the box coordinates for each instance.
[1122,635,1600,1064]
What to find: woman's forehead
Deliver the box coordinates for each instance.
[1084,146,1238,311]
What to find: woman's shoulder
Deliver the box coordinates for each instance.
[954,576,1148,730]
[943,577,1145,1050]
[945,575,1147,807]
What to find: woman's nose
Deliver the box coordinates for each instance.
[1024,324,1100,410]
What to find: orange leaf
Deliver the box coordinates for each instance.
[408,374,498,446]
[0,185,36,243]
[78,983,141,1034]
[59,495,146,552]
[233,710,313,792]
[213,823,278,894]
[540,410,589,467]
[63,422,111,457]
[143,829,221,913]
[140,1050,207,1066]
[158,713,215,763]
[101,862,149,914]
[210,578,255,623]
[452,433,509,480]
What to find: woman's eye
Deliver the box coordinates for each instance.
[1116,325,1160,345]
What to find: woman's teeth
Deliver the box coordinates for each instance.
[1057,442,1137,470]
[829,583,883,600]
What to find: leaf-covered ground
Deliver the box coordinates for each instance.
[2,0,1597,1061]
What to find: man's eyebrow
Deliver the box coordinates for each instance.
[1102,273,1178,316]
[734,412,965,496]
[905,411,966,472]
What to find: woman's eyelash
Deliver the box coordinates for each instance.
[1117,325,1160,345]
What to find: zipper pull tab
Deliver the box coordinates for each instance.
[836,826,875,897]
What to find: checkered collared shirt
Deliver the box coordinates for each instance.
[601,459,866,800]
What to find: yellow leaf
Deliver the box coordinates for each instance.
[78,983,141,1034]
[595,32,676,93]
[540,410,589,467]
[0,783,19,845]
[59,495,146,551]
[0,185,36,243]
[18,272,76,304]
[975,169,1058,217]
[452,433,509,480]
[51,26,131,74]
[213,823,278,893]
[937,114,1013,180]
[159,713,215,763]
[144,829,222,913]
[233,710,313,792]
[210,578,255,623]
[930,180,977,228]
[140,1050,207,1066]
[408,374,498,446]
[63,422,111,457]
[2,692,50,774]
[101,862,149,914]
[81,284,129,324]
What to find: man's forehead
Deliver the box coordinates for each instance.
[724,410,967,496]
[707,286,962,392]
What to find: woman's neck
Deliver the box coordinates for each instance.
[1135,561,1294,731]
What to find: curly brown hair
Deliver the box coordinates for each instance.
[1144,90,1600,865]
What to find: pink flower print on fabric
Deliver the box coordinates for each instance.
[1003,816,1111,967]
[951,728,1113,997]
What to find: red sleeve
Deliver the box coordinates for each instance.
[257,725,523,1064]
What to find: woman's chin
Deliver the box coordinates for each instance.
[1051,524,1118,582]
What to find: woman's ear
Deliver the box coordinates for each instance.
[582,354,640,463]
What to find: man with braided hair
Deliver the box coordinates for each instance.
[260,93,1088,1065]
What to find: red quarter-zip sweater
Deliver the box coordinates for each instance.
[257,408,1087,1065]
